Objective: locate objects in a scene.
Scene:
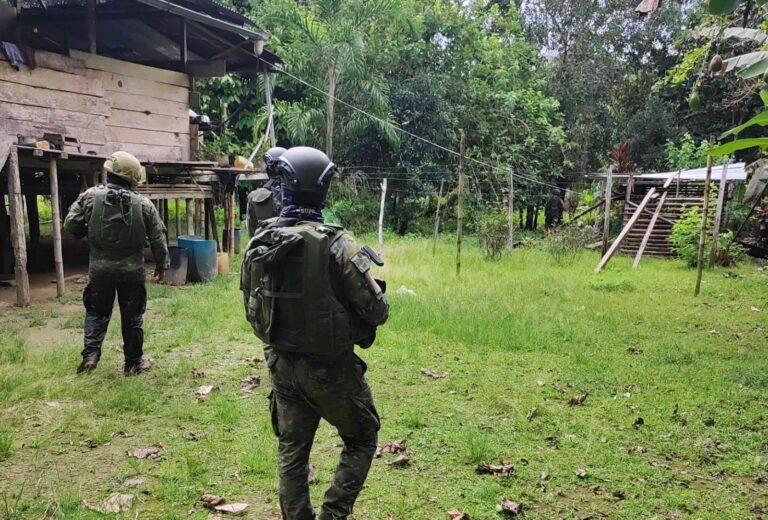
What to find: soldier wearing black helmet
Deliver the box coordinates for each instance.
[241,146,389,520]
[246,146,287,236]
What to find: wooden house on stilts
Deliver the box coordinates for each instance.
[0,0,281,306]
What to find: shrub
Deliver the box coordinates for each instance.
[669,206,747,267]
[542,225,595,266]
[476,212,509,260]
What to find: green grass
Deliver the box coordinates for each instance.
[1,235,767,518]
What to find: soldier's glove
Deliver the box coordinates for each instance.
[375,278,387,293]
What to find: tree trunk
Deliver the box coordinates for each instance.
[325,60,336,161]
[533,205,539,230]
[525,205,535,230]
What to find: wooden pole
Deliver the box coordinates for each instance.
[194,199,203,236]
[204,199,211,240]
[205,199,220,252]
[264,71,276,147]
[174,199,180,240]
[632,174,675,269]
[456,131,466,278]
[227,191,235,254]
[49,158,65,297]
[378,178,387,253]
[7,147,30,307]
[601,167,613,255]
[432,180,445,255]
[595,188,657,273]
[87,0,97,54]
[709,161,730,267]
[694,155,714,297]
[507,168,515,250]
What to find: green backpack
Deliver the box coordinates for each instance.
[240,221,361,356]
[87,187,145,258]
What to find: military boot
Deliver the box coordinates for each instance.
[77,354,99,374]
[124,357,152,376]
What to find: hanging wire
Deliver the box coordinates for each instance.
[262,57,581,196]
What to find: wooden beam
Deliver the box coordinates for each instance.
[709,161,730,267]
[49,158,65,297]
[632,191,668,269]
[7,147,30,306]
[595,188,657,273]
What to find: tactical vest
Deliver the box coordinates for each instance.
[241,222,361,356]
[87,186,145,258]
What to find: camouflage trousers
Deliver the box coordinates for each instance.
[265,349,380,520]
[82,272,146,363]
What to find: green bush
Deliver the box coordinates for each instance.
[542,225,595,266]
[669,206,747,267]
[476,212,509,260]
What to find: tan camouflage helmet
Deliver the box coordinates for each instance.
[103,151,146,185]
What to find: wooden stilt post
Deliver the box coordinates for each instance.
[602,167,613,255]
[0,190,11,276]
[49,158,65,297]
[186,198,193,235]
[174,199,180,239]
[378,178,387,253]
[204,198,211,240]
[507,168,515,250]
[87,0,97,54]
[694,155,714,297]
[7,147,30,307]
[432,180,445,255]
[456,131,466,278]
[709,160,730,267]
[205,199,220,252]
[194,199,203,236]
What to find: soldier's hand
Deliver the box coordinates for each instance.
[152,270,165,283]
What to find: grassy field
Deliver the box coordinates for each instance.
[1,235,767,519]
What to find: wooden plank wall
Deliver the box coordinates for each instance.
[0,49,190,165]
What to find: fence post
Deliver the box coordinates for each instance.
[694,155,714,296]
[709,160,730,267]
[602,166,613,255]
[378,178,387,253]
[507,168,514,250]
[432,180,445,255]
[456,131,466,278]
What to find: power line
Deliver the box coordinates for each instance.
[262,57,578,195]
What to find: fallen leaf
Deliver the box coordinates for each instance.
[447,509,470,520]
[575,468,587,479]
[201,494,225,509]
[568,394,587,406]
[83,438,98,449]
[388,454,411,467]
[498,499,522,516]
[123,476,145,487]
[420,368,445,379]
[242,375,261,393]
[611,489,626,500]
[476,460,514,477]
[84,493,133,513]
[536,380,545,386]
[750,306,761,312]
[394,285,417,297]
[308,464,318,484]
[190,369,205,378]
[45,401,61,408]
[540,470,549,481]
[214,502,248,514]
[246,356,263,365]
[626,346,643,355]
[128,447,161,460]
[376,440,406,457]
[525,407,538,421]
[184,431,199,441]
[195,385,214,400]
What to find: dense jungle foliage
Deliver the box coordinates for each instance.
[197,0,766,237]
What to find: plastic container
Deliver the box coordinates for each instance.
[165,246,188,286]
[234,228,242,254]
[177,235,217,283]
[217,252,230,275]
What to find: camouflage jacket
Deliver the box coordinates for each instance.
[63,183,169,278]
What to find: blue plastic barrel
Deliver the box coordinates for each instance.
[177,235,217,283]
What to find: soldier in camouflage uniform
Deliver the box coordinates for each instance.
[64,151,169,375]
[247,146,287,236]
[241,147,389,520]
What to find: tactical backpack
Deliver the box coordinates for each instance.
[246,188,278,236]
[88,187,145,258]
[241,222,367,355]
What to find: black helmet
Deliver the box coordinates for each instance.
[276,147,336,205]
[263,146,287,178]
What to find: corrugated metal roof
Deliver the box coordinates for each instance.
[591,163,748,182]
